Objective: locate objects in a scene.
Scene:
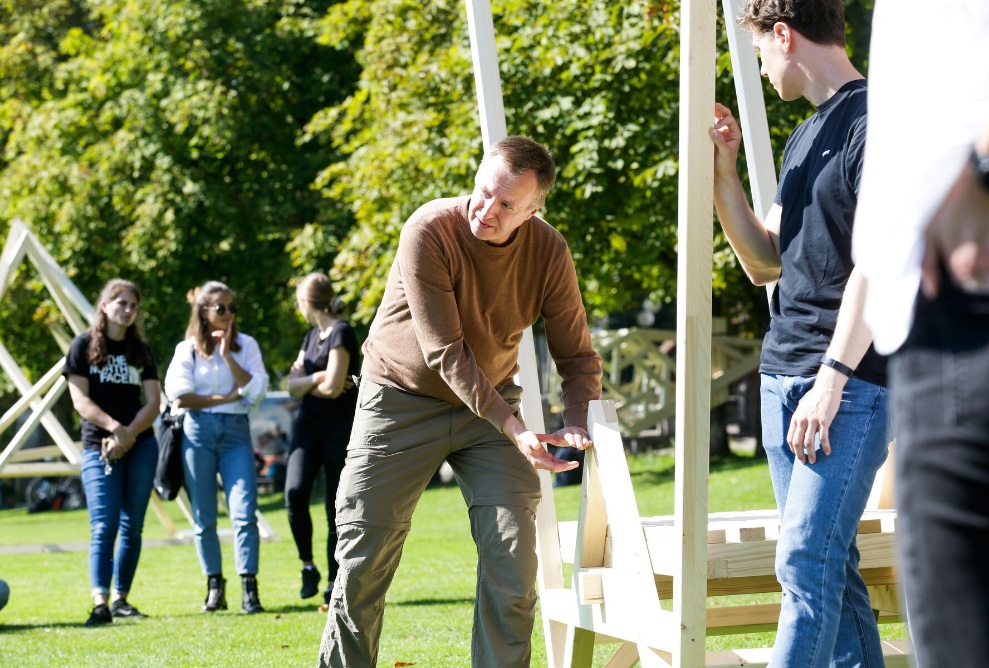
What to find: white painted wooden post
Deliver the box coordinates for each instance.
[674,0,717,666]
[464,2,567,665]
[722,0,779,306]
[721,0,778,221]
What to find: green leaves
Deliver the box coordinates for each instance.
[0,0,357,385]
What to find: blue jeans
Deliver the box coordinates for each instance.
[80,435,158,598]
[182,411,259,576]
[761,373,890,668]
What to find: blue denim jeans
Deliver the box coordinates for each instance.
[761,373,890,668]
[182,411,259,576]
[80,435,158,598]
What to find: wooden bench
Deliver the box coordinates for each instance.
[534,400,910,667]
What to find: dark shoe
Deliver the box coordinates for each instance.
[202,575,227,613]
[300,566,321,599]
[110,600,147,619]
[241,575,264,614]
[84,603,112,626]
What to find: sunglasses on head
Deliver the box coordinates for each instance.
[203,303,239,316]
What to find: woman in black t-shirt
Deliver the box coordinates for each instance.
[285,273,360,609]
[64,279,160,626]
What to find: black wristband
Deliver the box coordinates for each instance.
[820,354,854,378]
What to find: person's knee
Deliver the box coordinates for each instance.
[471,505,538,591]
[91,519,119,543]
[284,483,307,511]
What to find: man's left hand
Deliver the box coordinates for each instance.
[503,416,592,472]
[787,379,842,464]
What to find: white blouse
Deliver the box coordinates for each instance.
[164,334,269,414]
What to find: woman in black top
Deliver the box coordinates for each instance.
[64,279,160,626]
[285,273,360,608]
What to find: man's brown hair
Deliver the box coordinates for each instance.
[739,0,846,47]
[486,136,556,208]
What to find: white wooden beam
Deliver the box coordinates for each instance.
[721,0,778,220]
[674,0,717,666]
[465,0,508,151]
[464,2,565,664]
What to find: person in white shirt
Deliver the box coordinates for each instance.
[852,3,989,666]
[164,281,269,615]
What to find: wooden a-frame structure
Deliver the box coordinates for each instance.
[465,0,907,665]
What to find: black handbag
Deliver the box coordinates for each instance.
[154,345,194,501]
[154,404,185,501]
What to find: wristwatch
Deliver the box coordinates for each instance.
[970,145,989,192]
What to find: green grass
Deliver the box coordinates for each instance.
[0,451,905,666]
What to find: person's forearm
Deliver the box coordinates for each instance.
[174,391,237,410]
[825,268,874,370]
[814,267,874,392]
[72,396,122,432]
[224,353,252,388]
[287,374,320,397]
[713,173,781,285]
[127,402,160,435]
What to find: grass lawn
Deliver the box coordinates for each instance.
[0,450,905,666]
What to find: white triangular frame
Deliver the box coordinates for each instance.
[0,218,94,478]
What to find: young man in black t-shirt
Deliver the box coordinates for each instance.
[709,1,890,665]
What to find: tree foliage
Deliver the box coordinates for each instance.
[0,0,358,388]
[305,0,872,334]
[0,0,874,399]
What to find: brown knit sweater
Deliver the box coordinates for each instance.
[361,195,602,431]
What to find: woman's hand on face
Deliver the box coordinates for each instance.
[212,321,234,359]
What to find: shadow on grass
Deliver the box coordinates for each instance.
[392,597,475,607]
[630,452,767,488]
[266,603,330,614]
[0,621,122,631]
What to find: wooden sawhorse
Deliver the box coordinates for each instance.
[535,399,911,667]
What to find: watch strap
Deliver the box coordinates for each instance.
[820,354,854,378]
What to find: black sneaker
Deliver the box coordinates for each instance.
[110,600,147,619]
[84,603,112,626]
[300,566,321,599]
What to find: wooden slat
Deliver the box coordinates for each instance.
[653,567,898,599]
[706,641,912,667]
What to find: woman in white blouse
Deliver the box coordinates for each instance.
[164,281,269,614]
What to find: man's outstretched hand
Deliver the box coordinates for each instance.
[503,416,593,472]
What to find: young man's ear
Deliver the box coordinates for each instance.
[773,21,793,52]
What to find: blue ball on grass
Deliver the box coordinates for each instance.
[0,579,9,612]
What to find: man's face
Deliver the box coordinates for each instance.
[752,26,798,101]
[467,154,541,246]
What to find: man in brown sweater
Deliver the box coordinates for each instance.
[318,136,602,668]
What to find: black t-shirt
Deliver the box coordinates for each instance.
[761,79,886,386]
[63,332,158,450]
[298,321,360,420]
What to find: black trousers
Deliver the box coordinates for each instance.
[284,409,351,579]
[890,279,989,668]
